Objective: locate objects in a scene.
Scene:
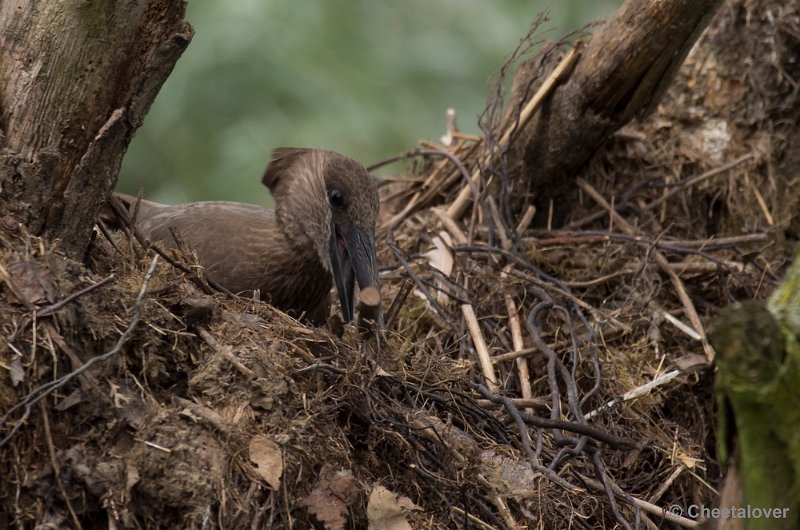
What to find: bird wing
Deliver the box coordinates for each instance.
[132,200,332,322]
[136,201,281,295]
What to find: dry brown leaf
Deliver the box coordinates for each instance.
[425,231,454,277]
[5,259,54,305]
[481,450,538,494]
[299,464,358,530]
[367,485,418,530]
[8,356,25,386]
[673,353,707,372]
[248,434,283,490]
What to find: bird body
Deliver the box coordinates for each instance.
[111,148,380,324]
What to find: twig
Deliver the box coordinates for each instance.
[380,146,477,233]
[491,347,537,363]
[657,233,767,249]
[450,506,500,530]
[144,440,172,453]
[487,196,512,251]
[502,267,534,408]
[430,207,468,245]
[476,397,548,409]
[472,383,581,490]
[384,280,412,330]
[584,370,681,420]
[0,255,160,449]
[293,363,347,376]
[515,205,536,234]
[40,401,83,530]
[529,230,767,251]
[750,181,774,226]
[440,108,458,146]
[591,451,634,530]
[173,396,234,432]
[660,311,702,341]
[95,219,121,254]
[491,494,521,530]
[462,305,498,393]
[196,326,256,379]
[531,412,635,450]
[35,275,114,317]
[642,153,754,211]
[579,474,699,528]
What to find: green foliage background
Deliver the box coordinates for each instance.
[120,1,621,204]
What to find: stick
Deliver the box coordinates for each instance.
[580,474,699,528]
[515,205,537,234]
[502,267,534,408]
[196,326,255,379]
[584,370,681,420]
[461,304,498,392]
[40,401,83,530]
[35,275,114,317]
[430,207,467,245]
[643,154,754,211]
[487,197,512,251]
[476,397,548,408]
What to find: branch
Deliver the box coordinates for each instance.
[508,0,725,227]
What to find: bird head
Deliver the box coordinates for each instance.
[262,147,380,322]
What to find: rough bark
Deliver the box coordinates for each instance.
[507,0,724,227]
[0,0,193,257]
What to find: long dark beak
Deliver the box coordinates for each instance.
[330,222,379,322]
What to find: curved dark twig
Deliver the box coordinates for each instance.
[472,383,579,491]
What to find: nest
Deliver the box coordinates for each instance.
[2,8,799,530]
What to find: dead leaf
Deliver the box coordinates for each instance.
[299,464,358,530]
[481,450,538,494]
[108,382,131,409]
[425,231,454,277]
[423,231,455,306]
[8,356,25,386]
[5,259,54,306]
[125,460,140,491]
[55,389,83,411]
[673,353,708,372]
[248,435,283,490]
[367,485,418,530]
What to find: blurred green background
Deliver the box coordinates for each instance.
[120,1,622,204]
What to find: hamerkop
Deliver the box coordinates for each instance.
[112,147,380,324]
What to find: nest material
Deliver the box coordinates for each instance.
[2,5,800,530]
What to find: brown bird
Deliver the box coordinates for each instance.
[111,147,380,324]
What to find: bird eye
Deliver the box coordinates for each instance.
[328,188,345,209]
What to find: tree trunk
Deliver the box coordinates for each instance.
[503,0,725,227]
[0,0,192,257]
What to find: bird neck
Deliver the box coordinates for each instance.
[275,194,331,274]
[266,220,332,321]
